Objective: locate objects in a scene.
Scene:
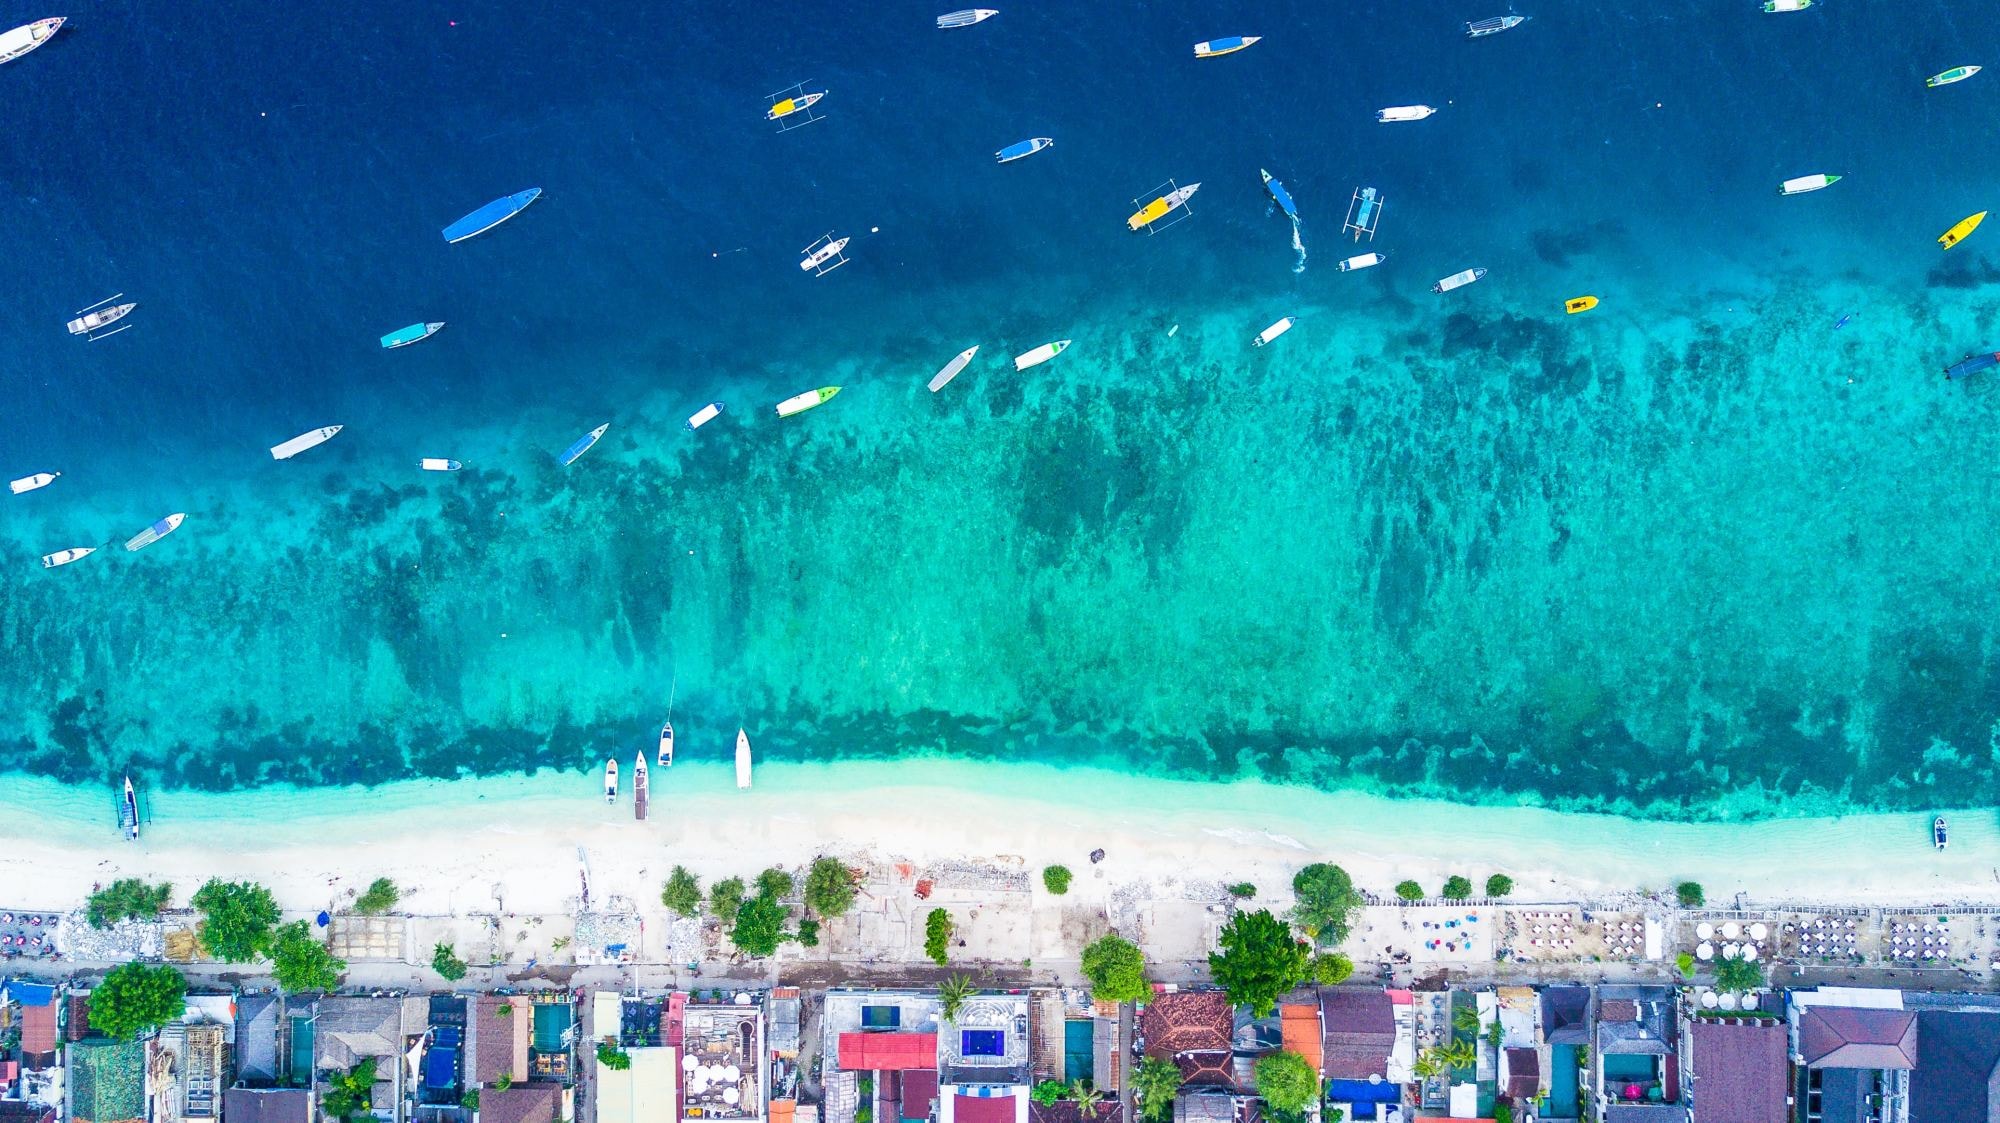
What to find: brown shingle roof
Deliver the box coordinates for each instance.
[474,997,530,1084]
[1689,1020,1787,1123]
[1800,1007,1918,1070]
[1319,989,1394,1081]
[221,1089,311,1123]
[67,995,92,1042]
[1503,1048,1539,1104]
[1600,1000,1638,1023]
[19,1003,57,1059]
[478,1086,561,1123]
[1141,993,1233,1089]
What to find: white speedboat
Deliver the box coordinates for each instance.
[420,458,462,472]
[1778,173,1840,195]
[1253,317,1296,347]
[928,346,979,392]
[658,721,674,767]
[8,471,58,495]
[633,753,649,821]
[125,513,185,552]
[1465,15,1527,37]
[40,547,94,569]
[1013,340,1070,371]
[995,138,1053,163]
[0,17,62,66]
[603,758,618,803]
[686,401,726,431]
[1377,105,1438,123]
[777,387,842,417]
[1193,36,1260,58]
[1338,252,1386,272]
[1433,267,1487,293]
[270,426,343,460]
[736,729,753,790]
[937,8,997,28]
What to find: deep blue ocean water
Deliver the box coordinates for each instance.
[7,0,2000,816]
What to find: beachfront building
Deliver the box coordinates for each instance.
[590,991,677,1123]
[1317,987,1403,1121]
[938,989,1031,1123]
[682,996,766,1123]
[1682,1015,1786,1123]
[310,994,428,1123]
[67,1037,145,1123]
[234,994,286,1088]
[1592,987,1682,1121]
[1904,992,2000,1122]
[1493,985,1542,1118]
[1141,991,1243,1123]
[146,995,235,1123]
[768,986,803,1123]
[822,989,943,1123]
[1788,988,1916,1123]
[1539,986,1592,1120]
[2,981,60,1075]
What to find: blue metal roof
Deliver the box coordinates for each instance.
[4,979,58,1006]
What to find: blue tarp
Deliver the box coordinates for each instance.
[3,980,57,1006]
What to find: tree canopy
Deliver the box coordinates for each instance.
[661,866,702,917]
[1394,881,1424,902]
[924,908,954,966]
[431,943,468,982]
[1131,1056,1184,1123]
[270,921,346,992]
[756,867,795,900]
[322,1059,377,1119]
[804,857,857,917]
[730,893,789,957]
[1208,909,1309,1017]
[1310,952,1354,985]
[1080,933,1150,1003]
[90,962,186,1040]
[1043,866,1073,895]
[1485,874,1513,898]
[1715,954,1764,993]
[1677,881,1705,907]
[596,1042,631,1071]
[191,878,280,962]
[939,974,975,1022]
[354,878,399,916]
[1441,876,1473,901]
[86,879,173,929]
[1291,864,1364,946]
[1254,1051,1320,1115]
[710,877,747,918]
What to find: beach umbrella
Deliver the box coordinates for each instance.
[1721,921,1740,939]
[1700,991,1718,1008]
[1742,944,1759,961]
[1695,922,1714,939]
[1749,922,1769,940]
[1696,942,1713,960]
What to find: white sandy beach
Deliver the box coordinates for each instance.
[0,762,1991,930]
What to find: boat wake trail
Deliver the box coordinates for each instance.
[1289,216,1306,274]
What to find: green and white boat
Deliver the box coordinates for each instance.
[1927,65,1981,89]
[1763,0,1809,11]
[380,322,445,349]
[1777,173,1839,196]
[1013,340,1071,371]
[776,386,841,417]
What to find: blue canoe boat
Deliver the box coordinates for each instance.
[442,188,542,244]
[1945,352,2000,380]
[1260,169,1297,220]
[559,423,608,466]
[996,137,1054,163]
[381,322,444,349]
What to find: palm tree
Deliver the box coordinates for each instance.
[1071,1081,1104,1118]
[1452,1006,1479,1034]
[1438,1039,1476,1071]
[1413,1049,1444,1081]
[939,973,975,1022]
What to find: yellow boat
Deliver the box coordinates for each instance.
[1565,295,1599,314]
[1126,182,1201,232]
[767,90,824,121]
[1939,210,1987,249]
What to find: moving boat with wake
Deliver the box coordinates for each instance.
[1260,169,1298,220]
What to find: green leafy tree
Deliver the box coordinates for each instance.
[432,942,468,981]
[1675,952,1696,979]
[1208,909,1309,1017]
[1072,1081,1104,1118]
[804,857,858,917]
[1493,1103,1514,1123]
[661,866,702,917]
[1043,866,1073,895]
[86,879,174,929]
[796,918,821,948]
[756,867,794,900]
[729,894,788,957]
[1439,1040,1475,1070]
[497,1002,513,1017]
[191,878,279,962]
[1254,1051,1320,1115]
[939,973,975,1022]
[1441,876,1473,901]
[1394,881,1424,902]
[461,1092,481,1112]
[1715,955,1765,993]
[1226,883,1256,899]
[354,878,399,916]
[1031,1081,1068,1108]
[710,877,747,918]
[269,920,346,992]
[1290,863,1364,946]
[1485,874,1513,898]
[1080,933,1150,1003]
[89,962,186,1040]
[1486,1019,1503,1049]
[1132,1056,1183,1123]
[1310,952,1353,985]
[596,1042,631,1070]
[322,1059,377,1120]
[924,908,954,966]
[1677,881,1705,908]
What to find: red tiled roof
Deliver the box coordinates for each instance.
[19,1003,56,1056]
[1503,1047,1539,1103]
[1142,993,1235,1088]
[955,1094,1017,1123]
[902,1071,939,1121]
[1280,1006,1322,1076]
[67,995,92,1042]
[1600,1000,1638,1023]
[839,1032,938,1071]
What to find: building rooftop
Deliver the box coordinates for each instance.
[1800,1006,1919,1070]
[234,995,282,1085]
[1596,989,1673,1057]
[1318,989,1393,1081]
[1602,1107,1687,1122]
[1910,1008,2000,1123]
[19,1001,57,1061]
[1501,1047,1539,1104]
[1688,1019,1788,1123]
[839,1033,939,1072]
[1542,986,1592,1046]
[1140,993,1233,1088]
[950,1091,1020,1123]
[474,996,531,1085]
[477,1085,563,1123]
[69,1038,146,1123]
[220,1089,311,1123]
[682,1003,763,1120]
[595,1044,678,1123]
[1278,1005,1321,1075]
[940,994,1031,1085]
[313,996,421,1071]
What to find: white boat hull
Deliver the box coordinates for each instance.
[1014,340,1070,371]
[0,17,62,65]
[40,547,94,569]
[929,346,979,392]
[937,8,998,28]
[736,729,753,790]
[658,723,674,767]
[271,425,343,460]
[9,472,58,494]
[1377,105,1438,122]
[420,458,462,472]
[686,402,725,430]
[125,513,186,552]
[1338,253,1385,271]
[1253,317,1295,347]
[1433,267,1486,293]
[1778,174,1837,195]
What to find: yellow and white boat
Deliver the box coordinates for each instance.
[1939,211,1987,250]
[1127,182,1200,231]
[765,84,826,131]
[1565,296,1599,314]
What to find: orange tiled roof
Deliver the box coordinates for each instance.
[1279,1005,1323,1075]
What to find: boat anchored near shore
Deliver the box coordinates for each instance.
[686,401,726,431]
[929,345,980,392]
[1433,267,1487,293]
[124,513,185,552]
[736,729,753,790]
[1128,182,1200,232]
[1940,211,1987,250]
[1339,252,1386,272]
[603,759,618,803]
[1253,317,1296,347]
[559,424,609,466]
[776,387,841,417]
[1013,340,1070,370]
[271,426,342,460]
[40,547,94,569]
[633,753,649,821]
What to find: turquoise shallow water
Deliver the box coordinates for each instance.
[6,1,2000,820]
